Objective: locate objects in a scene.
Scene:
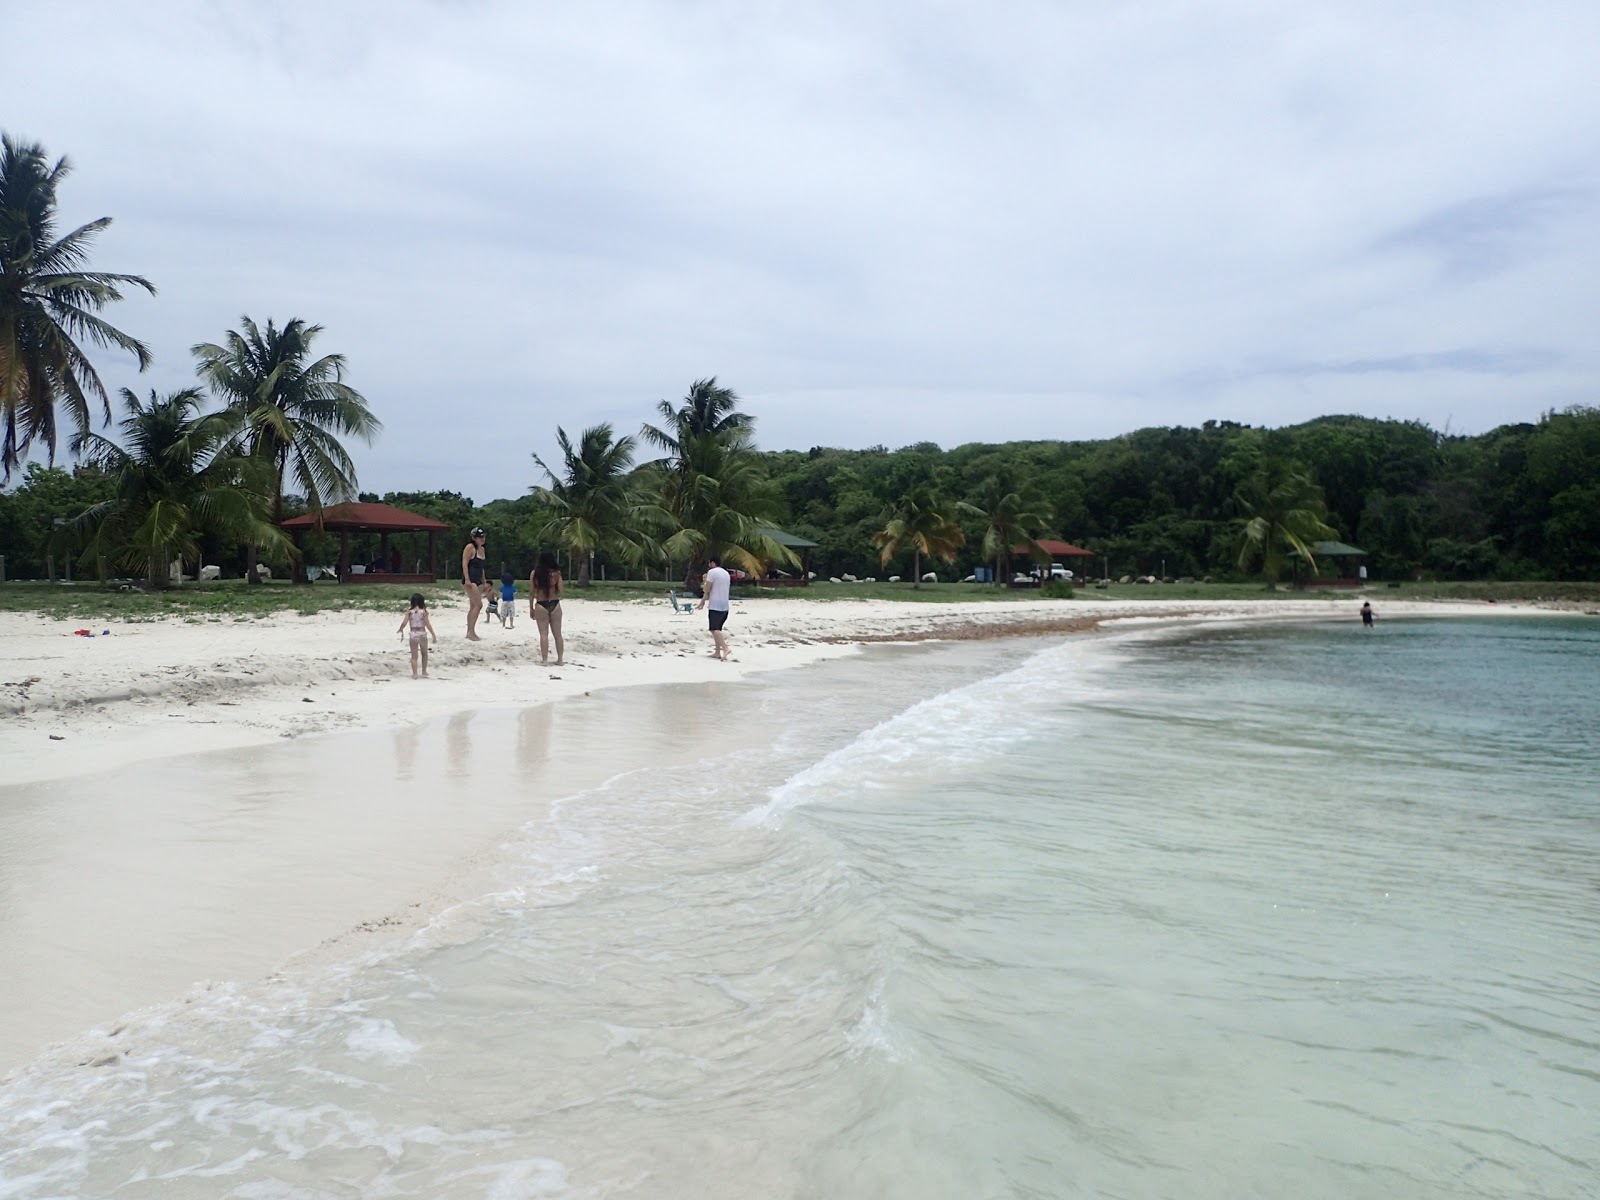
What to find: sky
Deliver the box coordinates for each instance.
[7,0,1600,502]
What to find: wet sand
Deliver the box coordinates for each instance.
[0,679,785,1074]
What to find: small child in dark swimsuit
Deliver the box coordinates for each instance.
[1361,601,1375,629]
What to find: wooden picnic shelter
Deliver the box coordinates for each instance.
[280,502,450,583]
[1009,538,1095,585]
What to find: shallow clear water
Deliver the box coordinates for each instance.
[1,617,1597,1198]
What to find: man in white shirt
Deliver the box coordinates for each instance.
[697,555,733,661]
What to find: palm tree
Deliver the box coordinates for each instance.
[192,316,380,581]
[959,469,1053,585]
[68,388,285,589]
[640,377,794,586]
[648,433,796,584]
[0,134,155,479]
[641,376,754,459]
[530,423,646,586]
[1235,458,1338,584]
[875,483,965,588]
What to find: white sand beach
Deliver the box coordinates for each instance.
[0,591,1537,789]
[0,591,1552,1076]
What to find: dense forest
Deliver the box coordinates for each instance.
[4,407,1596,584]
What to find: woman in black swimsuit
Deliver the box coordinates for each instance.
[530,550,564,665]
[462,528,488,640]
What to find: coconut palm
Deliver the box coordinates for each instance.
[641,376,754,461]
[192,316,380,581]
[0,134,155,479]
[69,388,285,589]
[1235,458,1338,584]
[959,469,1053,585]
[530,423,646,586]
[640,377,794,586]
[875,483,965,588]
[649,432,796,584]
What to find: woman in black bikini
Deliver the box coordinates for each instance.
[462,528,488,640]
[530,550,564,665]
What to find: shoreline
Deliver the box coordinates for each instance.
[0,593,1570,790]
[0,637,1014,1079]
[0,598,1576,1079]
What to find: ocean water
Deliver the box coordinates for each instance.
[1,617,1597,1198]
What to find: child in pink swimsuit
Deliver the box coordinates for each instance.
[397,592,438,678]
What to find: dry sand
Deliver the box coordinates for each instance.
[0,590,1547,789]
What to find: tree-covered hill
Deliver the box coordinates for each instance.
[757,408,1600,581]
[5,408,1597,584]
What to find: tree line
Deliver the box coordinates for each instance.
[3,132,1597,586]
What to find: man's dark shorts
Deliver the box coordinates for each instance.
[709,608,729,632]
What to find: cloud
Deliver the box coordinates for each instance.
[5,0,1599,498]
[1377,188,1591,281]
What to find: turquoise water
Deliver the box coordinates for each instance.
[1,617,1596,1197]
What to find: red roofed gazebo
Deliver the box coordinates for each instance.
[281,502,451,583]
[1009,539,1095,586]
[1014,539,1095,560]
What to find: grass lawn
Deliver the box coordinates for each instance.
[5,575,1596,620]
[0,578,462,621]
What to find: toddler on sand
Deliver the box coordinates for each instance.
[498,571,517,628]
[398,592,438,678]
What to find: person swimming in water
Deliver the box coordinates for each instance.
[530,551,564,665]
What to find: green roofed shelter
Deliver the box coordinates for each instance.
[1289,539,1367,587]
[753,526,818,585]
[1293,540,1365,558]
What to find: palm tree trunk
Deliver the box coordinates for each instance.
[913,548,922,590]
[245,541,261,585]
[147,550,169,591]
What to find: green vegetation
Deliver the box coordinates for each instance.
[643,378,796,587]
[958,467,1053,584]
[4,132,1598,603]
[1234,459,1338,583]
[193,315,381,582]
[874,483,964,588]
[69,388,285,588]
[0,578,451,620]
[530,423,646,586]
[0,134,154,477]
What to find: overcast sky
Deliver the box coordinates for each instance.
[9,0,1599,501]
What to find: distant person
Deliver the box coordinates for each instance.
[462,528,488,640]
[1361,601,1375,629]
[530,551,565,666]
[698,555,732,661]
[498,569,517,629]
[390,545,403,574]
[1358,563,1368,583]
[397,592,438,679]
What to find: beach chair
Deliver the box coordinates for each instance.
[668,590,695,614]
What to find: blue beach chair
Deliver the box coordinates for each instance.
[668,590,695,614]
